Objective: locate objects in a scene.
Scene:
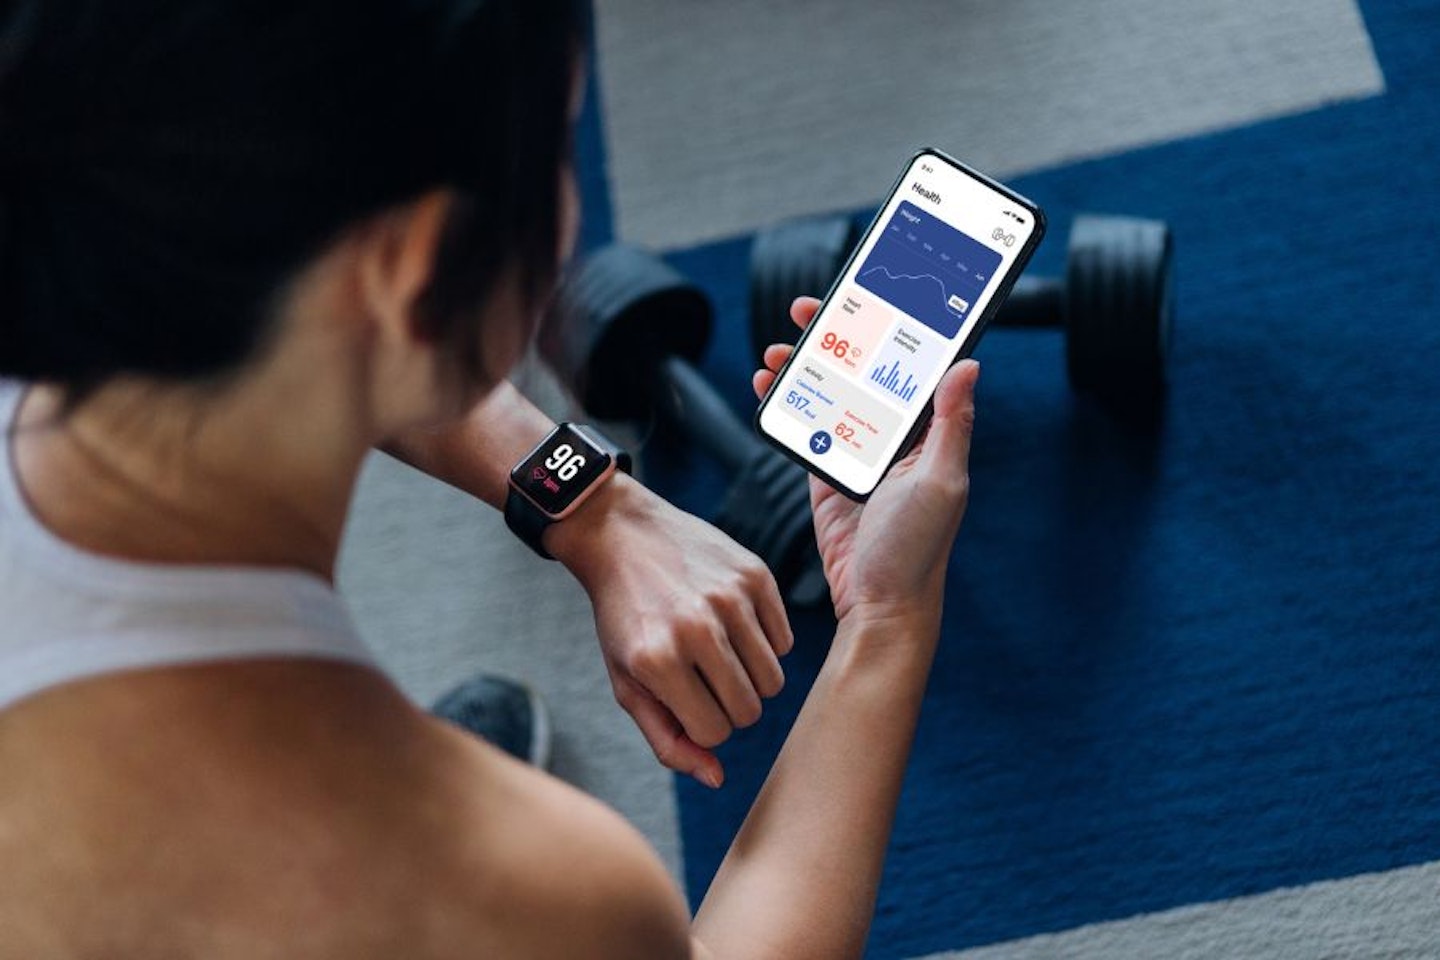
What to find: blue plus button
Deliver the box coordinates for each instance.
[809,431,832,455]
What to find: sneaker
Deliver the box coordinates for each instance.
[431,674,552,769]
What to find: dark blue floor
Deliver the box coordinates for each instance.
[581,1,1440,955]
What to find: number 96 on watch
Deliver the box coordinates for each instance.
[754,148,1045,500]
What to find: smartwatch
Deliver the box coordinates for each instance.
[504,422,632,560]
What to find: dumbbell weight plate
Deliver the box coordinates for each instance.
[748,215,860,365]
[545,245,712,422]
[1065,215,1173,400]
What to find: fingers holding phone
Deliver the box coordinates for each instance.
[753,150,1041,503]
[753,304,980,619]
[751,297,819,400]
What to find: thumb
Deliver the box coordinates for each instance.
[919,359,980,473]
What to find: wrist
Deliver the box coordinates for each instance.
[837,566,948,632]
[822,603,943,698]
[834,597,943,656]
[540,471,649,584]
[839,599,942,634]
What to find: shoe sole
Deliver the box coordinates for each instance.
[523,681,553,771]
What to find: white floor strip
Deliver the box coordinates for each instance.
[912,860,1440,960]
[594,0,1384,249]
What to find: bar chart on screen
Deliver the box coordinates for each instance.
[870,359,920,403]
[863,321,948,410]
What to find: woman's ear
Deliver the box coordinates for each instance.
[356,190,452,352]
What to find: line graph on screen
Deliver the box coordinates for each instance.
[854,201,1001,339]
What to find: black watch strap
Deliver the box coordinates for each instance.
[504,425,631,560]
[504,487,560,560]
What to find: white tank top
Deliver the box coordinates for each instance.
[0,381,376,712]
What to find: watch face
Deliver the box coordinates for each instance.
[510,424,614,517]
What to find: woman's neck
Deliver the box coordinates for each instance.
[12,369,375,581]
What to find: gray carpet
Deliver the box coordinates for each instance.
[920,862,1440,960]
[593,0,1384,249]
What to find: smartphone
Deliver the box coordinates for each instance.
[754,148,1045,500]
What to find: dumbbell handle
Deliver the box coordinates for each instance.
[995,274,1064,329]
[651,355,766,474]
[652,355,828,606]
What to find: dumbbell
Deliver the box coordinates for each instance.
[750,213,1174,402]
[748,215,861,372]
[544,245,829,608]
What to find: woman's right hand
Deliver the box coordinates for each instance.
[752,297,979,624]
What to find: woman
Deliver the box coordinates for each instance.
[0,2,981,957]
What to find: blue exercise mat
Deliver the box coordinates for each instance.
[580,1,1440,954]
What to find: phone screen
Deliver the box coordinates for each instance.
[755,150,1043,499]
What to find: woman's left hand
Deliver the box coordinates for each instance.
[548,478,793,789]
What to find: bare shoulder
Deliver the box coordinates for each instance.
[408,716,695,960]
[0,663,696,960]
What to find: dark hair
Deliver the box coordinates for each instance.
[0,0,587,395]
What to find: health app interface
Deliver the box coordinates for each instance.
[758,153,1038,497]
